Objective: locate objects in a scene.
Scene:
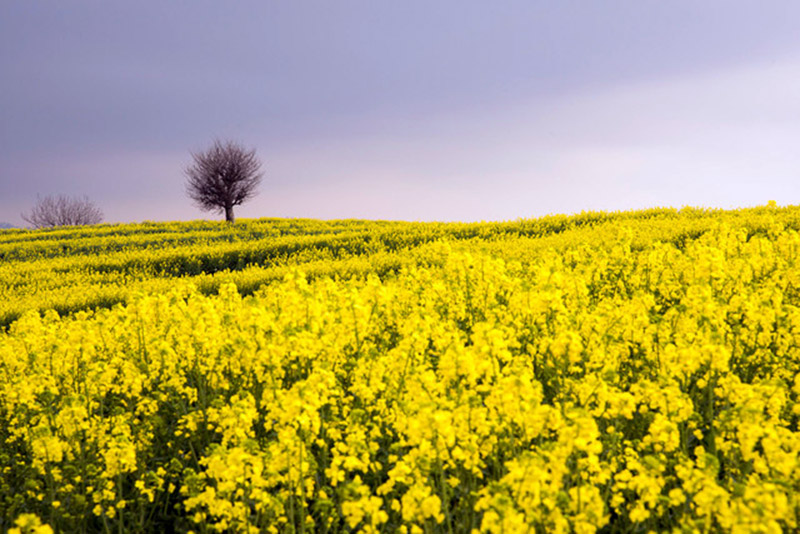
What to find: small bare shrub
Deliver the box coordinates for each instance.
[22,195,104,228]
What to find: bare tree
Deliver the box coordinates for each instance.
[22,195,104,228]
[185,140,263,223]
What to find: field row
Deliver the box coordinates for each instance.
[1,206,795,328]
[1,205,800,532]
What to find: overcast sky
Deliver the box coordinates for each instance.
[2,1,800,226]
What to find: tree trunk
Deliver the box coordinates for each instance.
[225,205,235,224]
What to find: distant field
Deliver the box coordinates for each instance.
[1,206,799,533]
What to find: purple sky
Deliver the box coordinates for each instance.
[2,1,800,226]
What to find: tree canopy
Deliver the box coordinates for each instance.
[185,140,263,223]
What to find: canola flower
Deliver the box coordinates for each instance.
[0,205,799,533]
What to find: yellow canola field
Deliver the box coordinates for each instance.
[1,206,800,533]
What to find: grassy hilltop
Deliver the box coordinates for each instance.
[1,205,800,533]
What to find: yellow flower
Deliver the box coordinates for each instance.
[9,514,53,534]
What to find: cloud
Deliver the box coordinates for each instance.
[3,54,799,225]
[240,54,800,221]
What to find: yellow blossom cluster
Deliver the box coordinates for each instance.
[1,203,800,533]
